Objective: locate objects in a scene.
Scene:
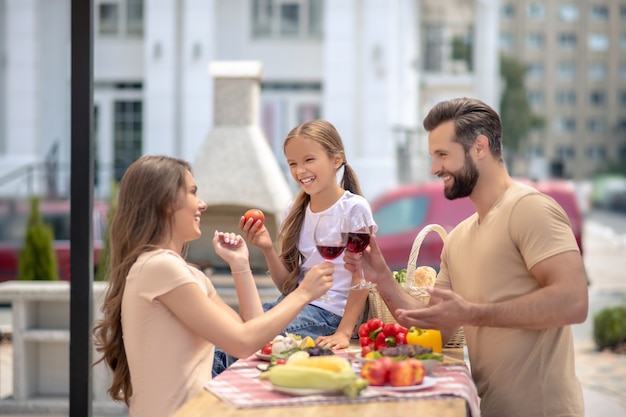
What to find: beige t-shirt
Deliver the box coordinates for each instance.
[438,182,584,417]
[121,249,216,417]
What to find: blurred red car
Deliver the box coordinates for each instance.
[371,180,584,271]
[0,199,108,282]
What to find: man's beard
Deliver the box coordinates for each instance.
[444,152,479,200]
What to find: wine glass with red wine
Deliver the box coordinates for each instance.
[313,214,348,302]
[347,213,375,290]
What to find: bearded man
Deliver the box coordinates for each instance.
[344,97,588,417]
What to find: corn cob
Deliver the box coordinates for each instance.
[259,364,367,397]
[285,355,353,373]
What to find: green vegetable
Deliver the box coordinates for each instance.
[393,269,407,284]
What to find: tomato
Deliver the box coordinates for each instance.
[261,343,273,355]
[243,209,265,226]
[361,345,373,357]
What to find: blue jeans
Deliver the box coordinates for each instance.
[212,299,343,377]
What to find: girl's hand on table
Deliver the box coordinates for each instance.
[315,332,350,350]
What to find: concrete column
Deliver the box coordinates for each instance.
[180,0,215,162]
[143,0,177,156]
[323,0,397,200]
[5,0,39,156]
[474,0,500,109]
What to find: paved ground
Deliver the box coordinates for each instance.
[0,215,625,416]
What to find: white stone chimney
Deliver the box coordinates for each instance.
[188,61,292,271]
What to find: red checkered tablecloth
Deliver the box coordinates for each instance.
[204,354,480,417]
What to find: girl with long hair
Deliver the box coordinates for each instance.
[213,119,376,374]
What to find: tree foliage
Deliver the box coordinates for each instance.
[499,55,545,154]
[18,197,59,281]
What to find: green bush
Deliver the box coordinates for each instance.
[593,306,626,351]
[95,181,118,281]
[17,197,59,281]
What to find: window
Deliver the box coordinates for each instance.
[620,91,626,106]
[621,5,626,21]
[501,4,515,19]
[113,100,143,181]
[526,33,545,49]
[280,3,299,36]
[620,119,626,134]
[527,63,544,78]
[251,0,323,39]
[589,5,609,21]
[621,63,626,80]
[500,33,514,50]
[527,90,544,106]
[556,90,576,105]
[587,118,606,133]
[423,24,444,72]
[557,62,576,79]
[555,118,576,133]
[98,2,119,35]
[557,33,577,48]
[526,3,545,20]
[588,62,608,80]
[621,34,626,50]
[590,90,606,106]
[297,103,321,123]
[620,145,626,163]
[588,33,609,51]
[556,145,575,159]
[586,145,606,162]
[126,0,143,36]
[527,145,544,157]
[558,5,579,22]
[97,0,143,37]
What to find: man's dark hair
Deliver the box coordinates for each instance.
[423,97,503,161]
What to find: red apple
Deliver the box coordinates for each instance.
[360,359,391,386]
[407,358,426,385]
[243,209,265,227]
[389,359,417,387]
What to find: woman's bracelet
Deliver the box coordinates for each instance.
[231,269,252,275]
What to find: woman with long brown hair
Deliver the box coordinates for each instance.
[93,155,333,417]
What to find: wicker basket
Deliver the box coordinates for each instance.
[368,224,466,348]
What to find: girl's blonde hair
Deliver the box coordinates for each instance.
[278,119,363,294]
[93,155,191,405]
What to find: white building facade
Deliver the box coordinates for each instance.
[0,0,499,201]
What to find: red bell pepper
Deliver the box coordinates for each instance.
[375,331,388,350]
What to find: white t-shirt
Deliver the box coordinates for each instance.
[284,190,377,316]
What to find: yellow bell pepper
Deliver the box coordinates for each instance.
[406,327,442,353]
